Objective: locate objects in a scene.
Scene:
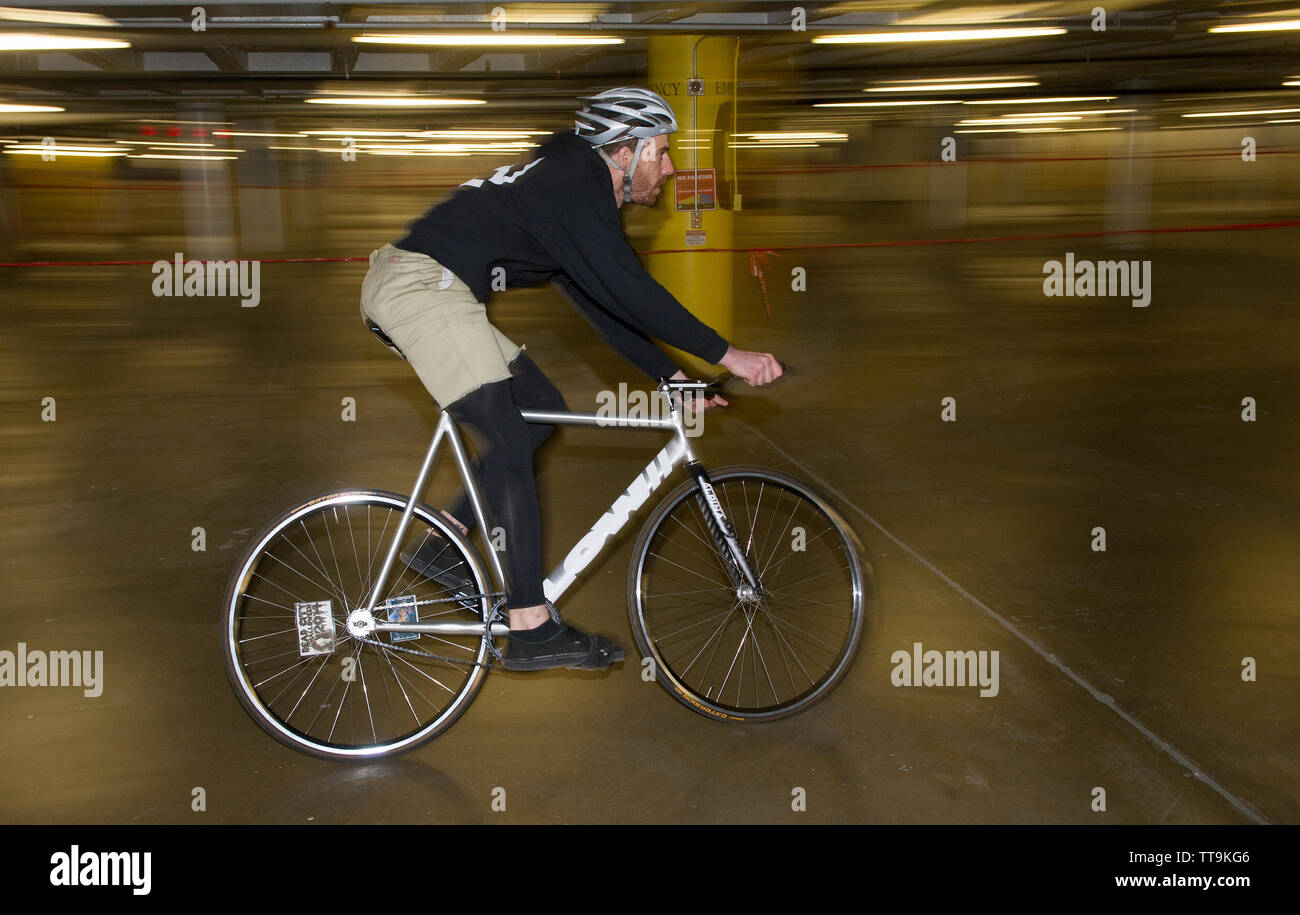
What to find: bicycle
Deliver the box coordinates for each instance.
[222,355,870,760]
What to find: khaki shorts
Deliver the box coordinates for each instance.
[359,243,522,407]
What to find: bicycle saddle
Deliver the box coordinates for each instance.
[364,317,407,360]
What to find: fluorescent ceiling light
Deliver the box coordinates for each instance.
[729,142,819,148]
[875,75,1033,84]
[116,140,215,147]
[955,126,1122,134]
[352,33,623,47]
[994,108,1135,117]
[0,33,129,50]
[357,142,535,152]
[303,129,414,136]
[0,7,116,26]
[737,132,848,140]
[129,153,237,161]
[304,129,545,138]
[267,145,353,152]
[305,97,486,107]
[152,145,242,152]
[366,150,471,156]
[409,130,540,139]
[958,115,1083,125]
[6,145,125,156]
[1284,80,1300,86]
[476,8,601,24]
[0,103,64,113]
[897,6,1046,26]
[1267,118,1300,122]
[134,119,230,126]
[1208,19,1300,33]
[1183,108,1300,117]
[214,131,307,138]
[813,27,1066,44]
[964,96,1118,105]
[867,82,1038,92]
[814,100,962,108]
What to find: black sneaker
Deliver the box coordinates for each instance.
[400,531,472,590]
[502,623,625,671]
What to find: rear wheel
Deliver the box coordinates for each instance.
[221,491,493,759]
[629,466,866,722]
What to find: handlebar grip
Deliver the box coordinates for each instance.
[704,361,789,396]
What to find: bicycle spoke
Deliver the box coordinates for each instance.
[650,608,735,643]
[225,494,490,757]
[766,562,851,593]
[678,597,744,680]
[757,495,802,582]
[760,526,837,582]
[298,518,350,610]
[634,470,863,717]
[321,507,354,614]
[284,654,334,722]
[360,506,394,602]
[746,613,782,706]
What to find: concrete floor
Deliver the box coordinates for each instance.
[1,225,1295,824]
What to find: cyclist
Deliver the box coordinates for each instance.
[360,87,782,672]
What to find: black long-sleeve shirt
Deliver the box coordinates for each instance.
[394,130,729,379]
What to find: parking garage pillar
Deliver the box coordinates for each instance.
[646,35,738,375]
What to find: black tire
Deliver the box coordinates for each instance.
[221,490,493,760]
[628,466,867,722]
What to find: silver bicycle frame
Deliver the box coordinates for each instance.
[362,382,756,636]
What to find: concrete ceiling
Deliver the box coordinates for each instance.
[1,2,1299,128]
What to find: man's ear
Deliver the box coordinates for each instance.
[612,144,635,170]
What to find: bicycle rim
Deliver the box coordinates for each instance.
[630,467,865,721]
[222,491,493,759]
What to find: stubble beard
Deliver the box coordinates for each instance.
[628,172,663,207]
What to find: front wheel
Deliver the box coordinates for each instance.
[628,466,868,722]
[221,490,494,760]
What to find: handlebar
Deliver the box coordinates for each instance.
[658,360,792,403]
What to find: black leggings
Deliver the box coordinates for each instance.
[442,352,566,609]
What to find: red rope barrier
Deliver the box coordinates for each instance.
[1,218,1296,268]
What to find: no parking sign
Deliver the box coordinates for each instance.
[675,169,716,211]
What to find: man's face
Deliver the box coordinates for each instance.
[625,134,674,206]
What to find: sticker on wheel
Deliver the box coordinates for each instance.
[295,601,337,656]
[382,594,419,643]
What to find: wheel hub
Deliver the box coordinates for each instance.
[346,608,376,638]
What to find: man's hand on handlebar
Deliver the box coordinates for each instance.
[720,345,783,387]
[666,345,784,414]
[668,369,729,411]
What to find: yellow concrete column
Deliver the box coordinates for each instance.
[645,35,738,375]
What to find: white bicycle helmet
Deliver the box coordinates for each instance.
[575,87,678,198]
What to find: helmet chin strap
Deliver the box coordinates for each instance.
[598,137,647,202]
